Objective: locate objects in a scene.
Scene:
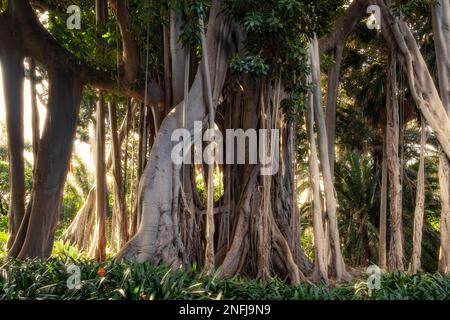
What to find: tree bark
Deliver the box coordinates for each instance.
[325,44,343,178]
[90,96,107,262]
[200,16,216,273]
[431,0,450,275]
[170,9,187,106]
[306,75,328,283]
[9,70,83,258]
[0,46,25,251]
[379,134,388,270]
[62,100,136,247]
[309,35,349,281]
[117,0,234,265]
[109,101,129,250]
[386,53,404,271]
[29,58,40,168]
[412,116,427,274]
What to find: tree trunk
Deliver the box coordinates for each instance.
[375,0,450,161]
[109,101,129,250]
[117,0,234,265]
[62,102,136,247]
[309,36,349,281]
[379,134,388,270]
[29,58,40,168]
[0,46,25,251]
[431,0,450,275]
[325,44,343,178]
[386,53,404,271]
[9,70,83,258]
[200,16,216,273]
[170,9,187,106]
[412,116,427,274]
[306,75,328,283]
[90,96,107,262]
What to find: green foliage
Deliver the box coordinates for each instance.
[0,215,8,258]
[335,152,380,266]
[1,258,450,300]
[229,54,269,77]
[52,240,87,261]
[354,272,450,300]
[224,0,325,120]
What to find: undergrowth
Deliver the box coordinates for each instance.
[1,255,450,300]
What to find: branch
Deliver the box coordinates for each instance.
[319,0,370,55]
[0,2,160,118]
[108,0,140,84]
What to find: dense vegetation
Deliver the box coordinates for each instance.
[2,257,450,300]
[1,0,450,300]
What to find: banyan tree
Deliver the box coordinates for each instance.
[1,0,450,284]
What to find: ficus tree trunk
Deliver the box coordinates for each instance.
[117,1,312,284]
[386,53,404,271]
[109,101,129,251]
[0,46,25,251]
[117,0,234,265]
[89,96,107,262]
[200,16,216,273]
[29,58,40,168]
[411,116,427,274]
[325,44,344,178]
[309,35,349,281]
[431,0,450,275]
[9,69,83,258]
[62,103,136,247]
[379,134,388,270]
[306,72,328,283]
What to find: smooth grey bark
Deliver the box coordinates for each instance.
[117,0,235,265]
[386,53,404,271]
[309,35,349,281]
[412,117,427,274]
[306,72,328,283]
[29,58,40,168]
[109,101,128,250]
[325,44,344,177]
[0,47,25,251]
[10,70,83,258]
[90,96,107,262]
[170,10,187,106]
[379,134,388,270]
[431,0,450,275]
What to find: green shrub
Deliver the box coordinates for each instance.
[1,257,450,300]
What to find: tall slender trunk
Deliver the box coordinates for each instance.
[200,16,216,273]
[325,44,343,178]
[109,101,128,250]
[412,116,427,274]
[129,103,138,237]
[378,134,388,270]
[386,54,404,271]
[90,96,107,262]
[0,47,25,251]
[309,35,349,281]
[62,102,136,246]
[306,77,328,283]
[29,58,40,168]
[170,9,187,106]
[10,70,83,258]
[431,0,450,275]
[95,0,108,25]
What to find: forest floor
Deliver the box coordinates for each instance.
[1,218,450,300]
[1,254,450,300]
